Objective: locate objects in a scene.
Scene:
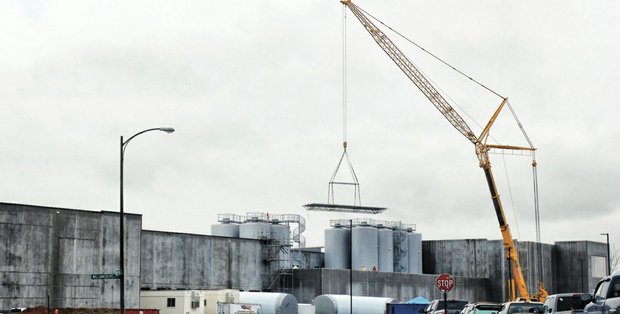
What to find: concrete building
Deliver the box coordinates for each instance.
[0,202,610,309]
[140,230,264,291]
[0,202,141,309]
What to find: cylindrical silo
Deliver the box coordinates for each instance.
[352,222,378,271]
[239,220,271,240]
[407,231,422,274]
[377,226,394,272]
[270,222,291,269]
[270,222,290,244]
[239,292,298,314]
[393,229,408,273]
[324,225,350,269]
[313,294,394,314]
[211,220,239,238]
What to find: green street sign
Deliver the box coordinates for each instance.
[91,272,121,280]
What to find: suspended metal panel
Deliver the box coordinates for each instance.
[304,203,386,214]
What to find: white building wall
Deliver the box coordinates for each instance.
[140,291,204,314]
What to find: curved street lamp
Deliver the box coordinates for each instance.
[120,127,174,314]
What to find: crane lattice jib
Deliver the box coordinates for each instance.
[342,0,535,301]
[345,2,478,145]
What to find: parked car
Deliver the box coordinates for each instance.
[497,301,543,314]
[461,303,502,314]
[584,272,620,314]
[426,299,470,314]
[543,293,592,314]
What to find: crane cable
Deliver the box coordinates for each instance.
[342,4,348,147]
[327,5,362,206]
[502,154,522,240]
[356,5,505,100]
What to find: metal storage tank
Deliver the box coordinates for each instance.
[270,221,292,269]
[352,222,378,271]
[312,294,395,314]
[270,221,290,244]
[239,220,271,240]
[211,220,239,238]
[407,231,423,274]
[393,229,409,273]
[239,292,298,314]
[325,224,350,269]
[377,226,394,272]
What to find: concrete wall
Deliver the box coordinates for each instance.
[140,231,264,291]
[291,248,324,269]
[423,239,556,301]
[291,269,491,304]
[422,239,490,278]
[0,202,141,309]
[554,241,607,294]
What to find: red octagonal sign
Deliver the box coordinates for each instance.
[436,274,455,292]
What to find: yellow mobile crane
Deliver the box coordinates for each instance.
[340,0,548,301]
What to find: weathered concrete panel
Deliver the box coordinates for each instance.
[0,203,141,309]
[422,239,603,302]
[554,241,607,293]
[140,231,263,291]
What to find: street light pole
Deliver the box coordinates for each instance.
[120,127,174,314]
[601,233,611,276]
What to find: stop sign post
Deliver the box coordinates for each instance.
[436,274,455,314]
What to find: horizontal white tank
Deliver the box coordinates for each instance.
[313,294,395,314]
[239,292,298,314]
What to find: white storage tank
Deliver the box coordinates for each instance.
[270,221,292,269]
[393,229,409,273]
[270,221,291,244]
[239,292,298,314]
[211,220,240,238]
[239,220,271,240]
[313,294,395,314]
[324,224,350,269]
[377,226,394,272]
[407,230,422,274]
[352,222,378,271]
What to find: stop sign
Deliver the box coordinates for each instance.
[436,274,455,292]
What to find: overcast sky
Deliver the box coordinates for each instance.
[2,0,619,249]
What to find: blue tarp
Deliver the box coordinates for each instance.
[406,296,431,305]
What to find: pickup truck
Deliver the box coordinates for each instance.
[425,299,469,314]
[543,293,592,314]
[584,273,620,314]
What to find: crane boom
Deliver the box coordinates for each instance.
[341,0,540,301]
[342,1,477,145]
